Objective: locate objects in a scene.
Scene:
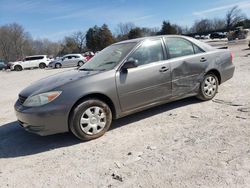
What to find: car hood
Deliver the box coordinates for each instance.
[19,69,101,97]
[10,61,22,65]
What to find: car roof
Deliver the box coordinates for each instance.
[26,55,47,57]
[115,34,214,52]
[64,54,82,56]
[115,35,194,44]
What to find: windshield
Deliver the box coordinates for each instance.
[79,42,136,71]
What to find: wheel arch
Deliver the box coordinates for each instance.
[68,93,117,129]
[205,69,221,84]
[14,64,23,70]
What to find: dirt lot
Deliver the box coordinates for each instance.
[0,41,250,188]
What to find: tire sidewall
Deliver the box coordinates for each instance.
[39,63,46,69]
[15,65,22,71]
[70,99,112,141]
[55,63,61,68]
[78,61,84,66]
[200,74,218,100]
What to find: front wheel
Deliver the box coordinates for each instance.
[14,65,23,71]
[69,99,112,141]
[78,61,84,67]
[55,63,61,69]
[197,73,218,101]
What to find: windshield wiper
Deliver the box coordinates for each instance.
[97,61,116,67]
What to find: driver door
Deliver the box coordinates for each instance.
[116,39,172,112]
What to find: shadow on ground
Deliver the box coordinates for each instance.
[0,97,200,158]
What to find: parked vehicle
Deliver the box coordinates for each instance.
[0,60,8,70]
[48,54,87,68]
[83,52,95,61]
[15,35,235,140]
[10,55,50,71]
[227,27,249,41]
[210,32,227,39]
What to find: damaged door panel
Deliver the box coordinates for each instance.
[164,37,208,97]
[169,55,207,97]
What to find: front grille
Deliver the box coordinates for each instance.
[19,95,27,105]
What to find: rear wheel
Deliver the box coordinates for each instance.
[69,99,112,141]
[39,63,46,69]
[55,63,61,69]
[197,73,218,100]
[14,65,22,71]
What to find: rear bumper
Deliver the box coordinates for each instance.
[220,64,235,84]
[14,100,69,136]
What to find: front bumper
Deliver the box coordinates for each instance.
[14,100,69,136]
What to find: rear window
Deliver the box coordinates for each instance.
[25,56,44,61]
[165,37,195,58]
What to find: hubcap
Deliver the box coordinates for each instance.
[80,106,106,135]
[204,76,217,97]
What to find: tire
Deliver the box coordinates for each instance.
[39,63,46,69]
[69,99,112,141]
[78,61,84,67]
[197,73,219,101]
[55,63,61,69]
[14,65,22,71]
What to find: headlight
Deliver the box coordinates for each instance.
[23,91,62,107]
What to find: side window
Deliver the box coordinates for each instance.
[193,45,204,54]
[63,56,70,60]
[165,38,194,58]
[37,56,44,60]
[128,39,164,66]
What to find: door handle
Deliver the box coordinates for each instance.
[159,66,169,72]
[200,57,207,62]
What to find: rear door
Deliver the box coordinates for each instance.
[116,39,172,112]
[22,57,34,68]
[164,37,208,97]
[34,56,42,67]
[62,56,72,67]
[72,55,80,66]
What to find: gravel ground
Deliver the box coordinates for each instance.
[0,41,250,188]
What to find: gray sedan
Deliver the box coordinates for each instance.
[48,54,86,68]
[15,35,235,140]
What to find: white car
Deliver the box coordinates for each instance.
[10,55,51,71]
[48,54,87,68]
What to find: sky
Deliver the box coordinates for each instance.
[0,0,250,41]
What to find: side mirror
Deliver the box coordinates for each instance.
[122,59,138,72]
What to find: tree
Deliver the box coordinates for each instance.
[212,18,226,30]
[116,22,135,36]
[60,36,79,54]
[128,27,144,39]
[72,31,86,52]
[191,19,213,33]
[158,21,178,35]
[32,39,61,56]
[226,6,246,29]
[86,24,115,52]
[0,23,31,62]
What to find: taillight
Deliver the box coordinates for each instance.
[230,52,233,62]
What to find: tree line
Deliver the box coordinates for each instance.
[0,6,249,62]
